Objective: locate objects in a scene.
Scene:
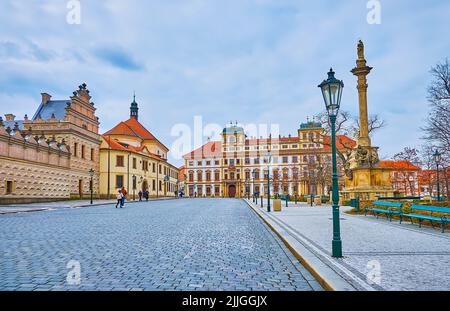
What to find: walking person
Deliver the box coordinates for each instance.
[121,187,128,208]
[144,190,149,201]
[138,190,143,202]
[115,190,123,208]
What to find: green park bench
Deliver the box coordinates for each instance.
[364,201,403,222]
[403,205,450,233]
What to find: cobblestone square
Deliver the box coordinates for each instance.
[0,199,321,291]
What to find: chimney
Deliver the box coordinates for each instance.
[4,114,15,121]
[41,93,52,105]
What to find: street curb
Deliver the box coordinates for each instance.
[71,197,180,208]
[243,199,356,292]
[0,198,180,214]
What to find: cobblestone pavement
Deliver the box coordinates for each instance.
[255,203,450,291]
[0,199,321,291]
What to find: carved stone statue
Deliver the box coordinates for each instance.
[357,40,365,60]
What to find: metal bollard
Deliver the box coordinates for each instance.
[261,196,263,208]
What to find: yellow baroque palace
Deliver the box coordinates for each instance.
[183,122,356,198]
[99,96,179,199]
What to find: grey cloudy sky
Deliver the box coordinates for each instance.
[1,0,449,166]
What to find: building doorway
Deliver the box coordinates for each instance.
[228,185,236,198]
[142,180,148,192]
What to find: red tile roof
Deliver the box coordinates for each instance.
[184,141,222,160]
[379,160,421,171]
[101,135,165,161]
[183,135,356,159]
[103,117,168,150]
[322,135,357,151]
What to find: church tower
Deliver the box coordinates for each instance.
[130,93,139,120]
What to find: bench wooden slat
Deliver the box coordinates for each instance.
[411,204,450,214]
[407,214,443,221]
[373,201,402,208]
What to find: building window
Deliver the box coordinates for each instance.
[5,181,14,194]
[206,171,211,181]
[142,160,148,171]
[133,158,137,169]
[197,161,202,166]
[283,157,288,164]
[73,143,78,157]
[116,175,124,188]
[153,163,156,173]
[152,180,156,191]
[206,161,211,166]
[188,161,194,167]
[254,158,260,164]
[91,148,95,161]
[159,165,162,174]
[81,145,86,159]
[214,160,220,165]
[214,171,220,181]
[116,155,124,167]
[215,186,220,195]
[159,180,162,191]
[197,171,203,181]
[293,156,298,163]
[189,172,194,182]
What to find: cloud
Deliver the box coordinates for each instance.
[0,0,449,166]
[92,45,145,71]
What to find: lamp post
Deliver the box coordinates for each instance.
[132,175,137,201]
[89,168,94,205]
[318,68,344,258]
[252,171,256,202]
[265,151,272,212]
[433,149,442,202]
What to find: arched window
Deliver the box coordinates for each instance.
[197,171,203,181]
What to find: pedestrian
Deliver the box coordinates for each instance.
[138,190,143,202]
[144,190,149,201]
[121,187,128,208]
[115,190,123,208]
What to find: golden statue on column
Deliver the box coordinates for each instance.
[342,40,394,201]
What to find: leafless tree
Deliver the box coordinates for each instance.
[351,114,387,140]
[311,110,386,177]
[423,58,450,155]
[393,147,422,166]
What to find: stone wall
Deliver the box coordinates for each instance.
[0,123,72,204]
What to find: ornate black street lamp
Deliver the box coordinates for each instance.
[318,68,344,258]
[132,175,137,201]
[89,168,94,205]
[433,149,442,201]
[252,171,256,202]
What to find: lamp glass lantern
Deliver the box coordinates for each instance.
[318,68,344,117]
[433,149,442,164]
